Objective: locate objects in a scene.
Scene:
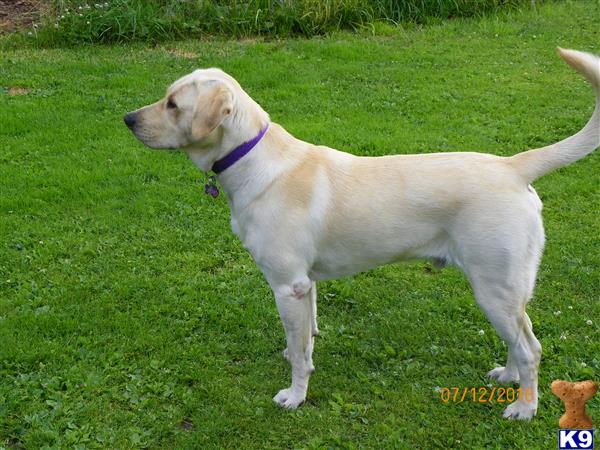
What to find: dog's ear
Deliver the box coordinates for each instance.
[191,81,233,140]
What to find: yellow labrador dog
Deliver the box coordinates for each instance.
[124,48,599,420]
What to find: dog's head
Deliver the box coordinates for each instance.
[124,68,238,150]
[124,69,269,169]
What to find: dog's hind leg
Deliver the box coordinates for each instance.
[468,268,542,419]
[271,276,315,409]
[464,234,543,420]
[458,202,544,420]
[488,351,519,384]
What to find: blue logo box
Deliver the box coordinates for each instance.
[559,430,594,449]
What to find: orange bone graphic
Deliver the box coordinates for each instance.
[551,380,597,429]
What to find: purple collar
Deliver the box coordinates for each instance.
[211,124,269,174]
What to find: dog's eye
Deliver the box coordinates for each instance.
[166,98,177,109]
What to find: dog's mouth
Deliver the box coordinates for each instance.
[131,133,179,150]
[123,112,179,150]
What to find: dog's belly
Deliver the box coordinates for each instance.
[309,257,393,280]
[308,227,450,280]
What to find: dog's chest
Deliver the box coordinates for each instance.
[230,216,242,238]
[229,213,272,269]
[228,208,263,256]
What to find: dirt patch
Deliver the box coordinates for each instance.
[0,0,50,33]
[165,48,199,59]
[8,87,29,96]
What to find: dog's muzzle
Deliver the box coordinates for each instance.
[123,112,137,130]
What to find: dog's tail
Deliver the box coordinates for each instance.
[508,48,600,183]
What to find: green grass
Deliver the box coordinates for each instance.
[20,0,528,45]
[1,0,599,448]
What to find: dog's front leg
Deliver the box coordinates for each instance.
[272,277,314,409]
[283,280,318,363]
[310,281,319,337]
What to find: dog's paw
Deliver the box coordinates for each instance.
[487,366,519,384]
[282,348,290,362]
[502,400,537,420]
[273,388,305,409]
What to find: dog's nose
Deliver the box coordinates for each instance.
[123,112,137,129]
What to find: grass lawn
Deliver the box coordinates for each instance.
[1,1,599,448]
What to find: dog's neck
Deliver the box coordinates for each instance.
[212,124,269,174]
[186,92,303,209]
[185,91,270,173]
[219,123,300,205]
[188,122,300,214]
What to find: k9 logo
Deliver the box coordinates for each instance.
[559,430,594,449]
